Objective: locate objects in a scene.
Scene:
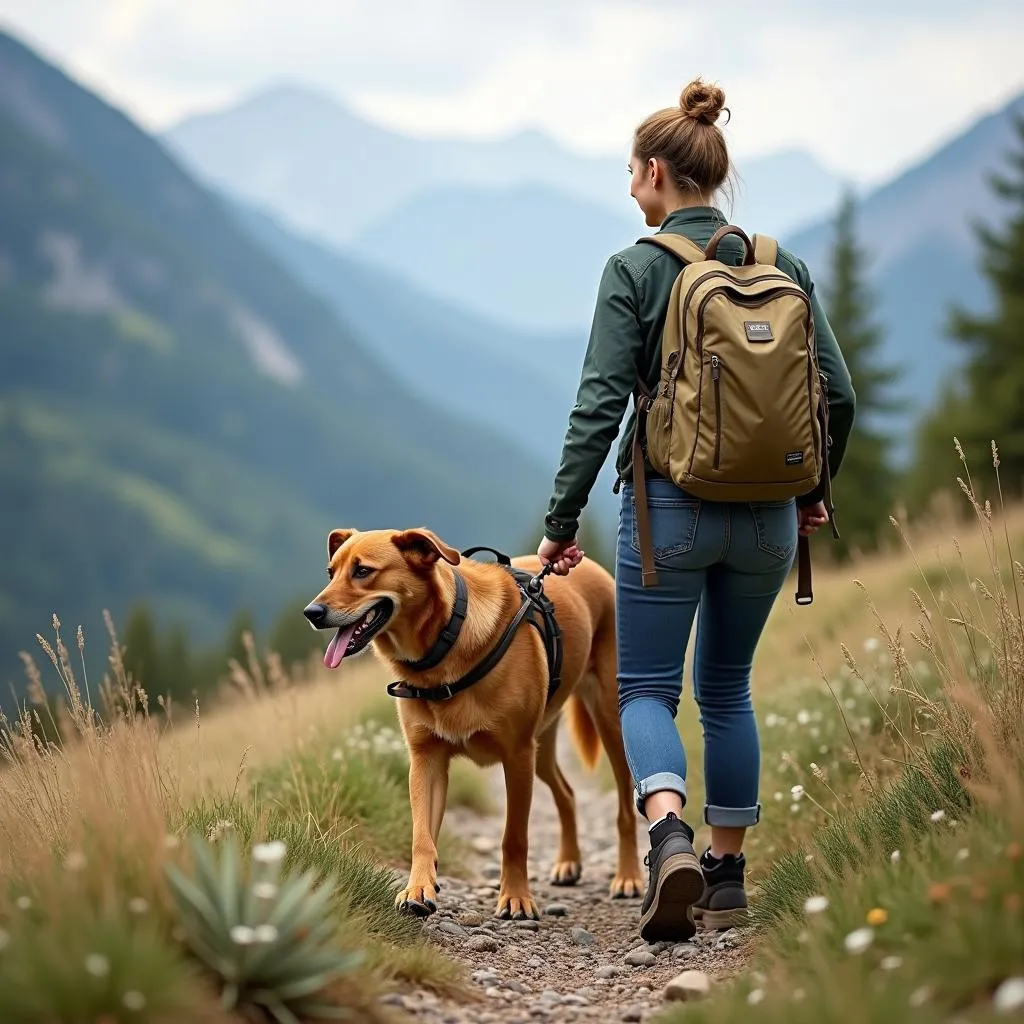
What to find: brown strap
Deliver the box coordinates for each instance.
[705,225,756,264]
[638,233,708,266]
[752,233,778,267]
[795,535,813,605]
[632,393,659,587]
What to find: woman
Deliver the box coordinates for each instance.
[537,78,856,942]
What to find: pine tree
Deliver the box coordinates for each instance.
[945,113,1024,491]
[821,188,900,558]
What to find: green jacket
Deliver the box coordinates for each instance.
[543,205,857,542]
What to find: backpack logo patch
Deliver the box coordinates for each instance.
[785,450,804,465]
[744,321,773,343]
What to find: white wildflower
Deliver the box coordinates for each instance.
[254,924,279,944]
[844,927,874,955]
[930,809,946,823]
[15,896,31,910]
[747,988,765,1005]
[252,882,278,899]
[331,748,343,761]
[791,784,805,800]
[84,953,110,977]
[956,848,970,862]
[864,637,880,653]
[909,985,933,1008]
[252,840,286,864]
[881,956,903,971]
[804,854,814,863]
[128,897,149,914]
[122,990,147,1011]
[774,791,784,802]
[890,850,901,863]
[803,895,829,915]
[765,713,780,727]
[790,803,801,814]
[810,726,821,739]
[797,709,811,726]
[993,977,1024,1014]
[230,925,256,945]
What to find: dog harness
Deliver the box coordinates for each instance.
[386,547,563,705]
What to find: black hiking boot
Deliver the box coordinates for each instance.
[638,813,705,942]
[691,849,749,930]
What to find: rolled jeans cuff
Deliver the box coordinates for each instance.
[634,771,687,817]
[705,802,761,827]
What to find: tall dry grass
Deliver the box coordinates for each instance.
[0,616,468,1020]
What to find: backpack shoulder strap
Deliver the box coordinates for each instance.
[752,233,779,267]
[638,233,708,266]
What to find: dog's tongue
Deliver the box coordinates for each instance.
[324,623,358,670]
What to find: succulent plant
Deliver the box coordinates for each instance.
[165,833,362,1023]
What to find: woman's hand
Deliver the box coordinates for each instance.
[797,500,829,537]
[537,537,584,576]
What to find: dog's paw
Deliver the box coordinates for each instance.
[549,860,582,886]
[609,874,644,899]
[396,883,438,918]
[495,892,539,921]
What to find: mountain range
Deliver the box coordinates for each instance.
[164,84,845,249]
[0,29,565,673]
[168,84,1024,451]
[4,19,1021,688]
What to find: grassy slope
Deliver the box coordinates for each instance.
[2,464,1021,1019]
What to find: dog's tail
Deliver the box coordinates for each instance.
[566,694,601,772]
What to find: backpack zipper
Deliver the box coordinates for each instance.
[673,272,797,379]
[711,354,722,470]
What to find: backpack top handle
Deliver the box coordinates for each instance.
[704,224,756,265]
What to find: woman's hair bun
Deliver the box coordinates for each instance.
[679,78,727,126]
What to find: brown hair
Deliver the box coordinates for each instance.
[633,77,732,202]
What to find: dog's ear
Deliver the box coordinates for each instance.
[392,528,461,568]
[328,528,357,559]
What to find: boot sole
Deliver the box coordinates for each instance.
[638,852,705,942]
[693,904,750,929]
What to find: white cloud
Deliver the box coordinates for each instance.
[2,0,1022,185]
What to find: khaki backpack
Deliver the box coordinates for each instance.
[632,224,836,602]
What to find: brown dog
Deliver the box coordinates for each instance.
[303,526,644,920]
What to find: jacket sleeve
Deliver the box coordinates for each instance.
[543,254,643,541]
[798,276,857,507]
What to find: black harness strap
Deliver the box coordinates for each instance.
[386,549,563,704]
[396,571,468,672]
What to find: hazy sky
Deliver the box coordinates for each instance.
[3,0,1023,185]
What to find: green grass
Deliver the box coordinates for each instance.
[0,899,203,1023]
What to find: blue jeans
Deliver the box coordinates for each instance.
[616,476,797,828]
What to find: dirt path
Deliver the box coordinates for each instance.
[382,736,753,1023]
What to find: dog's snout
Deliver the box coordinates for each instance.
[303,602,328,628]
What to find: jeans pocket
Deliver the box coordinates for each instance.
[749,500,797,562]
[630,493,701,566]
